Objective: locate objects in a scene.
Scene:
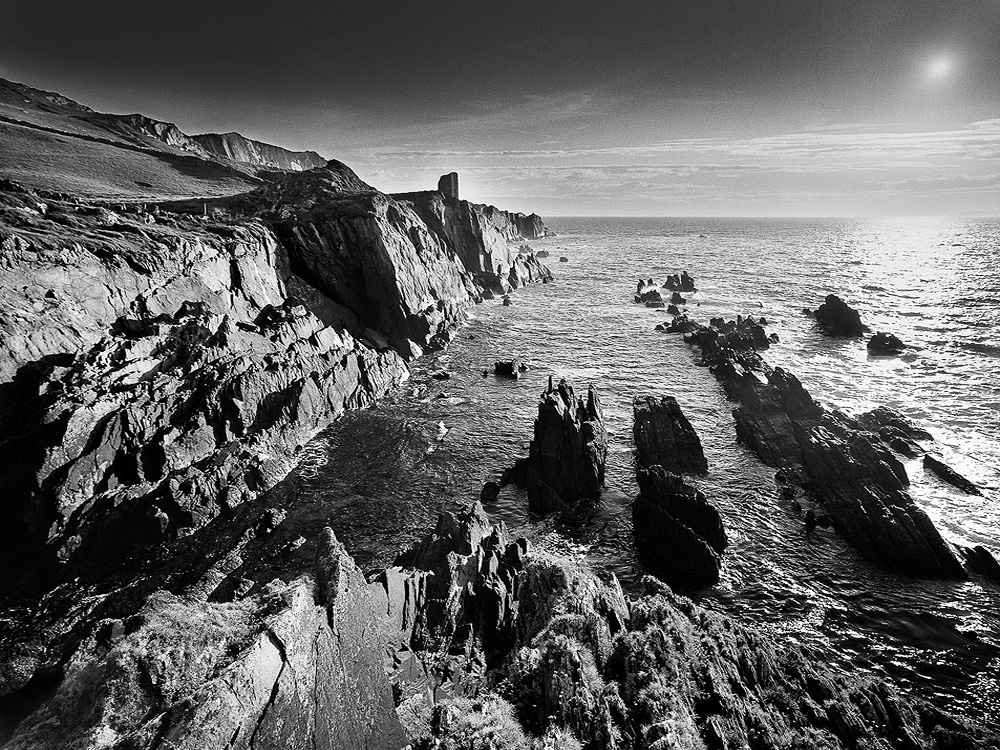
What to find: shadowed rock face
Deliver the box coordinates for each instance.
[634,466,727,587]
[522,379,607,515]
[675,316,966,579]
[633,395,708,474]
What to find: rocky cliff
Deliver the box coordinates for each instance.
[0,164,551,595]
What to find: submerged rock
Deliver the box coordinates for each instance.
[632,395,708,474]
[493,359,523,379]
[813,294,869,336]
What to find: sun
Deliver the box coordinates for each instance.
[926,56,953,82]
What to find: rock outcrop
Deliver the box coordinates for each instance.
[811,294,869,336]
[632,395,708,474]
[663,270,696,292]
[513,378,607,515]
[868,331,907,354]
[634,466,727,587]
[672,316,966,578]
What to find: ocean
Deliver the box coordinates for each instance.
[294,216,1000,720]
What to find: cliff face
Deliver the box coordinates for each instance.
[192,132,326,171]
[0,166,551,592]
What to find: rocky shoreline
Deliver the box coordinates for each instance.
[1,162,998,749]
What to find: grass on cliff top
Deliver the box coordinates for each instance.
[0,121,259,201]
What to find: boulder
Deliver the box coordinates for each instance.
[558,256,569,263]
[632,395,708,474]
[813,294,869,336]
[867,331,906,354]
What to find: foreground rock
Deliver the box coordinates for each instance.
[5,528,407,750]
[509,378,607,515]
[672,316,966,578]
[811,293,869,336]
[632,395,708,474]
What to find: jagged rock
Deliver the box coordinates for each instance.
[669,291,686,305]
[5,528,406,750]
[0,172,552,592]
[812,294,869,336]
[634,288,663,305]
[868,331,907,354]
[632,395,708,474]
[663,271,696,292]
[516,379,607,515]
[676,316,965,578]
[634,466,726,587]
[924,454,981,495]
[666,303,680,315]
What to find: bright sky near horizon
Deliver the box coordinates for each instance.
[3,1,999,216]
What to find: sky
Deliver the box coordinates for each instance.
[3,1,1000,216]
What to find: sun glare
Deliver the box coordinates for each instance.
[926,55,953,82]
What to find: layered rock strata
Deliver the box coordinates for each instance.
[673,315,966,578]
[632,395,708,474]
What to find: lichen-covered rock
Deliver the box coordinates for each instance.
[632,395,708,474]
[5,528,406,750]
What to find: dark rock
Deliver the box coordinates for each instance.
[517,378,607,515]
[645,299,665,308]
[676,316,966,578]
[924,454,981,495]
[634,466,727,587]
[813,294,869,336]
[558,256,568,262]
[431,371,451,380]
[868,331,907,355]
[493,359,523,379]
[663,271,697,292]
[960,545,1000,581]
[502,295,512,306]
[437,171,459,199]
[666,304,680,315]
[534,249,550,258]
[670,291,686,305]
[480,481,501,503]
[635,288,663,305]
[632,395,708,474]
